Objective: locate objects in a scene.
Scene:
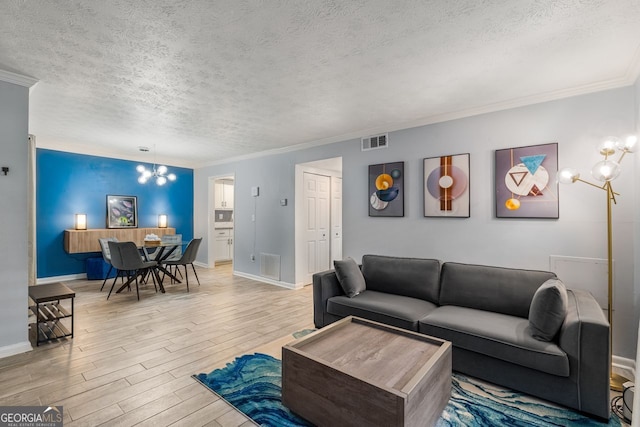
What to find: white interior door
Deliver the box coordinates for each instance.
[303,172,331,284]
[331,177,342,263]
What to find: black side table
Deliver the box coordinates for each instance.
[28,283,75,346]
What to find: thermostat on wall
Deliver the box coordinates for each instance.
[251,186,259,197]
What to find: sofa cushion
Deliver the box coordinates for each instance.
[419,306,569,377]
[439,262,557,318]
[333,257,366,297]
[528,278,568,341]
[327,290,438,331]
[361,255,440,303]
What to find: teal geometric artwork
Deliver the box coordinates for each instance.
[520,154,546,175]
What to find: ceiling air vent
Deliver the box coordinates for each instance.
[361,133,388,151]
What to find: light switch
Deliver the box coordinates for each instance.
[280,199,287,206]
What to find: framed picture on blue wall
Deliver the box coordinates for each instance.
[107,195,138,228]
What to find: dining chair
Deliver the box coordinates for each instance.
[161,238,202,292]
[107,241,159,300]
[98,237,118,291]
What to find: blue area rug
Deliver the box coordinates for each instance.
[193,352,620,427]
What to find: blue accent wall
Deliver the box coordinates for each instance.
[37,149,194,278]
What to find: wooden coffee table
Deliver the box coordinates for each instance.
[282,316,451,427]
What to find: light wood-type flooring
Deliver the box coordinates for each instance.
[0,265,634,426]
[0,264,313,426]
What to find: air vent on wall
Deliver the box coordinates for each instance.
[361,133,388,151]
[260,253,281,281]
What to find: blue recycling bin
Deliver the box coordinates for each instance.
[86,257,116,280]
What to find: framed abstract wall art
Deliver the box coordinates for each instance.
[369,161,404,217]
[495,143,559,219]
[424,153,470,217]
[107,195,138,228]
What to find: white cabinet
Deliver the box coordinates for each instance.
[214,229,234,262]
[215,180,234,209]
[224,182,234,208]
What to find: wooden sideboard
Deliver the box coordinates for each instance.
[64,228,176,254]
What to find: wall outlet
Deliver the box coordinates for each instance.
[250,254,255,262]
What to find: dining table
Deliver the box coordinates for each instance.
[142,241,185,284]
[113,240,185,295]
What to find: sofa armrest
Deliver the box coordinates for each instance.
[313,269,345,328]
[558,289,610,418]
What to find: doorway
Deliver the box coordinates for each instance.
[208,175,235,268]
[295,157,343,286]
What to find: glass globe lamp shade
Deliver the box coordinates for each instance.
[591,159,621,182]
[156,176,167,186]
[136,165,146,173]
[157,165,168,175]
[167,173,177,181]
[557,168,580,184]
[597,137,620,156]
[616,134,638,153]
[138,176,147,184]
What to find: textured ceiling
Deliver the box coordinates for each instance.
[1,1,640,167]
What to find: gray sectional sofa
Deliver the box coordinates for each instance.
[313,254,610,419]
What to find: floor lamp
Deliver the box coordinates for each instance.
[558,134,637,392]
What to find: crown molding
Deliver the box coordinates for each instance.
[34,70,640,171]
[43,71,639,172]
[391,76,637,133]
[196,75,638,169]
[194,133,359,169]
[0,69,38,88]
[623,43,640,85]
[34,139,194,169]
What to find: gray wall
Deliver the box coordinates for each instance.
[0,80,30,355]
[195,86,638,359]
[195,146,359,284]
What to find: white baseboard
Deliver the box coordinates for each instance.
[233,271,299,289]
[37,273,87,284]
[193,261,210,268]
[613,355,636,378]
[0,341,32,359]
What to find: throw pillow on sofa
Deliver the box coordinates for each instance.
[334,257,366,298]
[528,278,568,341]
